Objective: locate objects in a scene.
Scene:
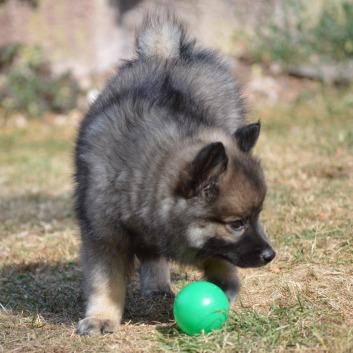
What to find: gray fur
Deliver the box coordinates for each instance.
[74,10,275,335]
[136,10,186,59]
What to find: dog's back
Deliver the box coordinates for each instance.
[77,11,245,141]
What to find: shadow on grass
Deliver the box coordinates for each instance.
[0,261,176,326]
[0,261,83,324]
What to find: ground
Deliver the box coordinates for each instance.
[0,65,352,352]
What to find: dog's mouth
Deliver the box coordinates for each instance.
[198,237,276,268]
[235,258,269,268]
[215,253,274,269]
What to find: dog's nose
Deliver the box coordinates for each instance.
[261,248,276,264]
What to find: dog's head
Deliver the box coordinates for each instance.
[175,122,275,268]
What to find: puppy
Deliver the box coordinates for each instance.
[74,10,275,335]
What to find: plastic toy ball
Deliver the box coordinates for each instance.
[173,281,229,335]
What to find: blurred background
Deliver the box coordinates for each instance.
[0,0,353,120]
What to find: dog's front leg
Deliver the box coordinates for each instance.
[203,258,240,303]
[77,238,133,335]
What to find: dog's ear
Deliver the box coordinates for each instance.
[234,121,261,153]
[176,142,228,198]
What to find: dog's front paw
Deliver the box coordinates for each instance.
[224,285,240,304]
[77,317,118,335]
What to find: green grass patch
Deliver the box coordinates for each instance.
[156,297,345,352]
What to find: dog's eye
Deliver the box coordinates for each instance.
[230,220,245,232]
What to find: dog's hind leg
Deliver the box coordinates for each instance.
[139,256,174,297]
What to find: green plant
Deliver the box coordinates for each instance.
[248,0,353,66]
[0,43,22,69]
[0,45,80,118]
[313,1,353,61]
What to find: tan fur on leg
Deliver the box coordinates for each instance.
[78,242,133,335]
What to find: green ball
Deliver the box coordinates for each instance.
[173,281,229,335]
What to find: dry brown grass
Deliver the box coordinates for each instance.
[1,79,352,352]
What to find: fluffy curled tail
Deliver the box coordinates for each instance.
[136,9,189,59]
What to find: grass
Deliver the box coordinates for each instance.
[1,82,353,352]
